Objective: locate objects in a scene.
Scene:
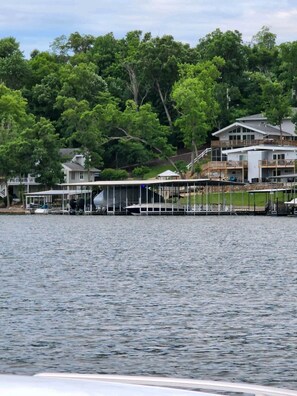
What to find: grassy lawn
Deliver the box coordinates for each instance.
[180,190,291,207]
[143,164,175,179]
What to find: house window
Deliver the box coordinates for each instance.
[273,154,285,160]
[229,135,241,141]
[243,134,254,140]
[71,172,75,180]
[79,172,84,180]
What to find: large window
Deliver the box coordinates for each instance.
[272,154,285,160]
[228,126,255,141]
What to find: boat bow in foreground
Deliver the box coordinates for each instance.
[1,374,297,396]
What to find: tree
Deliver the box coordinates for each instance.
[261,81,292,141]
[248,26,279,75]
[137,35,192,128]
[58,62,109,107]
[0,84,34,206]
[67,32,95,54]
[172,60,221,173]
[28,51,59,86]
[23,118,64,187]
[239,71,268,116]
[277,41,297,105]
[66,99,175,169]
[30,73,62,120]
[110,100,175,166]
[197,29,247,86]
[0,37,30,89]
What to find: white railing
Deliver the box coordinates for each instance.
[35,374,297,396]
[187,148,212,170]
[8,176,37,184]
[0,181,6,198]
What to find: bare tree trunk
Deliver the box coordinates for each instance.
[125,64,140,108]
[156,81,173,129]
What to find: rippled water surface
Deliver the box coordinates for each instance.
[1,215,297,389]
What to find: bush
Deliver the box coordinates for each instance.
[100,168,129,180]
[174,160,188,176]
[132,166,150,179]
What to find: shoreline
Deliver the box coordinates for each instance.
[0,207,26,215]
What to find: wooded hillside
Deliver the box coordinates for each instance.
[0,27,297,185]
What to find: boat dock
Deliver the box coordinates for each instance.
[19,178,297,216]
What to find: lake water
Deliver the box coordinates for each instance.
[1,215,297,389]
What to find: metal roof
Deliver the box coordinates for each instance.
[61,178,244,188]
[25,189,90,196]
[212,120,295,137]
[222,145,297,155]
[63,162,99,172]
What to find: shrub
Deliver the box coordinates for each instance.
[100,168,129,180]
[132,166,150,179]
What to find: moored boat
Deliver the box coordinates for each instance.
[126,203,186,215]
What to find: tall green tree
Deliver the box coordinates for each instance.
[277,41,297,105]
[23,118,64,187]
[197,29,247,86]
[0,84,34,206]
[172,60,222,173]
[248,26,279,75]
[58,62,108,106]
[261,81,292,141]
[0,37,30,89]
[137,35,192,128]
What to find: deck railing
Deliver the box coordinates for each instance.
[8,176,37,184]
[211,139,297,148]
[203,161,248,170]
[260,159,295,168]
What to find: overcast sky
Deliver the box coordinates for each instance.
[1,0,296,56]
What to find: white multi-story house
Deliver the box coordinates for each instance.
[201,113,297,182]
[220,145,297,183]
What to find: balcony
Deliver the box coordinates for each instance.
[260,159,296,168]
[204,161,248,171]
[8,177,38,185]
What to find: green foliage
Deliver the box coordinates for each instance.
[100,168,129,180]
[23,118,64,187]
[131,166,150,179]
[0,28,297,189]
[172,60,220,171]
[261,81,292,135]
[197,29,247,85]
[194,162,202,176]
[0,37,30,89]
[174,160,188,176]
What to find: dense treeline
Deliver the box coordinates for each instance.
[0,26,297,195]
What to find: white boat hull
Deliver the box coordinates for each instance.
[126,203,185,215]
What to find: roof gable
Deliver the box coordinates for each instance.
[212,122,268,137]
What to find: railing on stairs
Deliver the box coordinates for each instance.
[0,182,6,198]
[187,147,212,170]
